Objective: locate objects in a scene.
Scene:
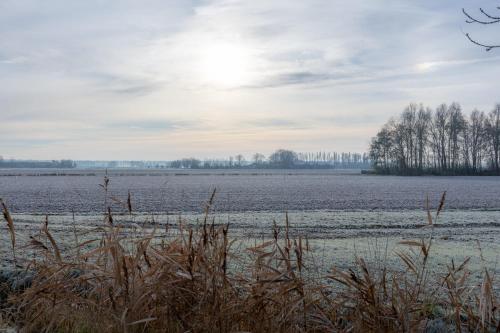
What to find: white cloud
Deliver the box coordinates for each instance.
[1,0,500,159]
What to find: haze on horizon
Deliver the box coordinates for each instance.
[1,0,500,160]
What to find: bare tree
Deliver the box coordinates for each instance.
[431,104,449,171]
[447,103,465,170]
[486,104,500,171]
[235,154,245,167]
[415,106,431,169]
[269,149,298,168]
[469,110,486,171]
[401,104,418,169]
[252,153,265,165]
[370,125,393,171]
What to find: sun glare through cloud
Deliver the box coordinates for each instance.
[196,41,257,88]
[415,61,439,72]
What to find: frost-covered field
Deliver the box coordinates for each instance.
[1,169,499,273]
[1,168,500,213]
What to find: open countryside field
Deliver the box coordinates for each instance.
[1,169,499,276]
[2,168,500,213]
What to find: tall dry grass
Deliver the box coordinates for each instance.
[0,183,498,332]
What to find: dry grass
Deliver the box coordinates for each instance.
[0,187,498,332]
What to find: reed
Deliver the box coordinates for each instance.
[0,188,498,332]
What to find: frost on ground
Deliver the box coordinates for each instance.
[0,170,499,275]
[1,210,499,277]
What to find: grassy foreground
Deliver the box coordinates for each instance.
[0,189,498,332]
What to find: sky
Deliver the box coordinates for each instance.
[1,0,500,160]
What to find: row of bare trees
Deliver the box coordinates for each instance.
[0,159,76,169]
[370,103,500,175]
[170,149,371,169]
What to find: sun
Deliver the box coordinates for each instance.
[416,61,439,72]
[198,42,254,88]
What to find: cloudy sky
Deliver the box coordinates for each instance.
[1,0,500,160]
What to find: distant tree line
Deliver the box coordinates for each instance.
[0,157,76,169]
[170,149,371,169]
[0,154,370,170]
[370,103,500,175]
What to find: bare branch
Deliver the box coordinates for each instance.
[462,7,500,51]
[462,8,500,24]
[465,33,500,51]
[479,8,500,21]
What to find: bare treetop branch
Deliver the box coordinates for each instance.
[462,7,500,51]
[480,7,500,21]
[463,8,500,24]
[465,33,500,51]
